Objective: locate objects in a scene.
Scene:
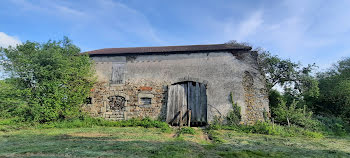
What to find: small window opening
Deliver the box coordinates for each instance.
[140,97,152,105]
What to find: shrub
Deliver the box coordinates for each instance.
[273,99,321,131]
[208,115,224,130]
[0,80,28,119]
[0,37,95,123]
[178,127,196,135]
[316,116,349,136]
[0,118,30,132]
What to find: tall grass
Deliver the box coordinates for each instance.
[0,117,172,133]
[209,121,324,138]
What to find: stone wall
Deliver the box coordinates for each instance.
[83,80,167,121]
[84,51,270,124]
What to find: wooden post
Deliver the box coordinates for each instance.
[179,110,183,128]
[188,109,191,127]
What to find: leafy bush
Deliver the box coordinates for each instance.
[178,127,196,135]
[273,99,321,131]
[0,37,95,123]
[316,116,349,136]
[0,118,31,132]
[0,80,28,119]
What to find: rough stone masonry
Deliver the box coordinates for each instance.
[83,44,269,125]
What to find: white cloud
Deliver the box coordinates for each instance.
[235,11,264,41]
[203,0,350,70]
[0,32,22,48]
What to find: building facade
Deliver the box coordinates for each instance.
[83,44,269,125]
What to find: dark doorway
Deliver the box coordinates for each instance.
[166,81,207,126]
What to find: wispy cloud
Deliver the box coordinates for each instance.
[92,0,165,45]
[8,0,164,47]
[235,10,264,41]
[0,32,22,48]
[203,0,350,69]
[2,0,349,70]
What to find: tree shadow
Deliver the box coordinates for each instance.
[1,133,350,158]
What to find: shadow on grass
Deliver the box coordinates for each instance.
[0,133,350,158]
[0,134,206,158]
[212,142,350,158]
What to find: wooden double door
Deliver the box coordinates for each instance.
[166,81,207,126]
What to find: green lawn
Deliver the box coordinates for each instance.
[0,127,349,158]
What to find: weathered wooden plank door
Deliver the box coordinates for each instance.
[166,83,187,125]
[166,82,207,126]
[188,82,207,125]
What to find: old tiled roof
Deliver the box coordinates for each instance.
[85,44,251,56]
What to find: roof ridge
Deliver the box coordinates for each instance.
[85,43,251,55]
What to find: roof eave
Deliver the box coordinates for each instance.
[87,48,251,56]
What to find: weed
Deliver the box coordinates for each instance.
[226,92,241,126]
[207,130,225,143]
[210,121,324,138]
[178,127,196,135]
[38,117,172,133]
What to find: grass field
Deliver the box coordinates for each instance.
[0,126,350,158]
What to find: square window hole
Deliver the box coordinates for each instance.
[140,97,151,105]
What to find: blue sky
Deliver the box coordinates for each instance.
[0,0,350,71]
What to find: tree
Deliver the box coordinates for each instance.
[0,37,95,122]
[258,51,318,92]
[317,57,350,123]
[257,50,319,109]
[226,41,319,118]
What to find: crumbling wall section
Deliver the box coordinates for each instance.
[239,52,270,124]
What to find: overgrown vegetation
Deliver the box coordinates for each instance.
[226,92,241,126]
[316,57,350,124]
[0,117,172,133]
[0,37,95,123]
[209,120,324,138]
[178,127,196,135]
[256,49,350,136]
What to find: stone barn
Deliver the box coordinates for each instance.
[83,44,269,125]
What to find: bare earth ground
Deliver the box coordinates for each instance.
[0,127,349,158]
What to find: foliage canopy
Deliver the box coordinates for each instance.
[317,57,350,123]
[0,37,95,123]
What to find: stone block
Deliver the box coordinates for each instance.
[140,86,152,91]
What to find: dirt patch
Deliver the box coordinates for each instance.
[165,133,177,138]
[199,131,210,141]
